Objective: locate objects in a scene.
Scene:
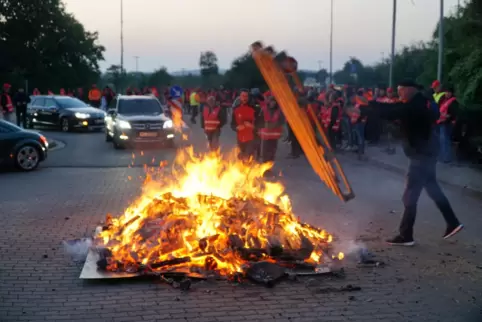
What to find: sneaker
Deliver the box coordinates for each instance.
[386,235,415,246]
[443,224,464,239]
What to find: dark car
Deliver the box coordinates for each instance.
[104,95,175,149]
[26,95,106,132]
[0,120,48,171]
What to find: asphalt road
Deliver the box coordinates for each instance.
[1,122,482,322]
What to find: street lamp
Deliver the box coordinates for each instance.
[437,0,444,81]
[389,0,397,89]
[329,0,333,85]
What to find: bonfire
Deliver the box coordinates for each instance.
[94,148,343,281]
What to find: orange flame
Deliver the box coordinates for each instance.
[97,148,341,275]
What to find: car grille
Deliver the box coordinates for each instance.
[130,121,162,130]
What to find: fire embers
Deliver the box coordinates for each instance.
[94,193,341,282]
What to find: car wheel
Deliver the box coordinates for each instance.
[105,129,112,142]
[26,117,34,129]
[15,144,40,171]
[112,132,125,149]
[60,118,70,132]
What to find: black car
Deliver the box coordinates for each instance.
[104,95,175,149]
[0,120,48,171]
[26,95,106,132]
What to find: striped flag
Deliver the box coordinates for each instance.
[168,97,184,129]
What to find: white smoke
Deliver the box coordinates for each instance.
[62,238,93,262]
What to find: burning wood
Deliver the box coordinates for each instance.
[93,148,344,281]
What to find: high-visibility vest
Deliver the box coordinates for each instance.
[259,106,282,140]
[48,90,54,95]
[33,89,40,95]
[88,88,101,101]
[60,88,66,95]
[437,97,456,124]
[433,92,446,104]
[233,104,255,143]
[322,105,343,131]
[3,94,13,112]
[306,103,320,124]
[190,92,199,106]
[203,106,221,132]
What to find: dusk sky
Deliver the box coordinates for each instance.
[63,0,461,73]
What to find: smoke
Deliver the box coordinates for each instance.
[62,238,93,262]
[332,239,374,263]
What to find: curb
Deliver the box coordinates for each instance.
[339,153,482,200]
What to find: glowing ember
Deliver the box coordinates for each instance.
[95,148,343,277]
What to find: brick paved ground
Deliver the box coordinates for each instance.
[1,124,482,322]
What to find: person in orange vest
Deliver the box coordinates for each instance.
[47,89,54,95]
[201,95,227,151]
[67,89,74,97]
[1,83,14,123]
[349,89,369,158]
[231,89,258,161]
[386,87,399,103]
[88,84,102,108]
[437,85,458,163]
[60,88,66,96]
[259,95,284,163]
[32,88,41,96]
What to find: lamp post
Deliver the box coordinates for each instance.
[329,0,333,85]
[437,0,444,81]
[389,0,397,89]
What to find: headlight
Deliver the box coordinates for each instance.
[163,120,173,129]
[117,120,131,129]
[75,112,90,119]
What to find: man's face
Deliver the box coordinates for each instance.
[240,92,249,104]
[207,96,216,106]
[4,87,10,93]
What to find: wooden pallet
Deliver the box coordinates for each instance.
[251,42,354,202]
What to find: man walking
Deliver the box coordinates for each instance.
[201,95,226,151]
[13,87,30,128]
[366,80,463,246]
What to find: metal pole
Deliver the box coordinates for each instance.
[389,0,396,89]
[329,0,333,85]
[134,56,139,72]
[437,0,444,81]
[120,0,124,72]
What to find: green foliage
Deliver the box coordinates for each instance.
[0,0,105,91]
[331,0,482,109]
[223,52,266,90]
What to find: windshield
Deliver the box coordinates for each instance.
[56,97,88,108]
[118,99,163,115]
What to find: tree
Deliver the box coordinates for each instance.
[148,67,173,87]
[199,51,219,78]
[223,52,266,90]
[0,0,105,92]
[104,65,124,92]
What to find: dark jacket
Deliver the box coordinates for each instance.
[13,92,31,109]
[365,92,439,158]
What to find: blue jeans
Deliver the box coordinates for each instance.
[438,123,453,163]
[399,156,459,239]
[341,116,353,146]
[352,122,365,155]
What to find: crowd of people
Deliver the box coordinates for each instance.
[0,78,464,245]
